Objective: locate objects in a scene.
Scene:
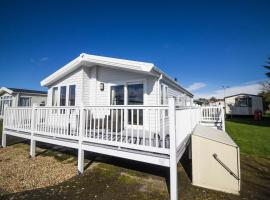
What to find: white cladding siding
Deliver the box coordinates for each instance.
[46,64,192,109]
[83,66,158,106]
[82,67,91,106]
[47,67,84,106]
[162,80,191,106]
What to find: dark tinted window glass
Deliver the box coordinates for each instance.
[69,85,76,106]
[60,86,66,106]
[127,84,144,125]
[127,84,143,105]
[111,85,124,105]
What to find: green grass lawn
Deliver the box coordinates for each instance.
[226,116,270,158]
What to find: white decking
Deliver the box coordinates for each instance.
[1,99,224,200]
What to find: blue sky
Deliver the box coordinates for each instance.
[0,0,270,98]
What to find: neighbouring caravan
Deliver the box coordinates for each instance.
[224,94,263,116]
[0,87,47,118]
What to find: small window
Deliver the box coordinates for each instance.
[60,86,67,106]
[52,87,58,106]
[19,97,31,107]
[69,85,76,106]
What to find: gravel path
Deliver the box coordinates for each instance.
[0,143,77,194]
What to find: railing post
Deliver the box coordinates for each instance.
[1,105,8,148]
[77,106,85,175]
[221,106,225,131]
[168,98,178,200]
[30,104,37,158]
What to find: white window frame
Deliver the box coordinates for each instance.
[52,87,59,106]
[160,83,168,105]
[109,79,147,128]
[52,84,76,107]
[108,79,147,106]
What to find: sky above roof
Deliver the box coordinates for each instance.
[0,0,269,98]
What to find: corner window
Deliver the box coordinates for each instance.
[69,85,76,106]
[52,87,58,106]
[60,86,66,106]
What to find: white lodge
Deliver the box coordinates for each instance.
[2,54,241,200]
[43,53,193,108]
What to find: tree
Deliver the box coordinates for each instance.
[209,96,217,102]
[260,56,270,111]
[264,56,270,78]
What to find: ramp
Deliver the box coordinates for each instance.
[191,125,240,194]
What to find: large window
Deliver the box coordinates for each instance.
[52,87,58,106]
[69,85,76,106]
[60,86,67,106]
[110,83,144,125]
[19,97,31,107]
[111,85,124,105]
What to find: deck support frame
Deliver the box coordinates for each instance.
[169,98,178,200]
[77,107,85,174]
[0,99,199,200]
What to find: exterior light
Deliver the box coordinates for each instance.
[100,83,104,91]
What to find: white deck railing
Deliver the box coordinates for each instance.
[2,103,224,155]
[1,101,225,200]
[175,107,201,148]
[200,106,224,122]
[3,105,170,154]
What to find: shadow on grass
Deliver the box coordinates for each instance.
[86,152,170,191]
[226,116,270,127]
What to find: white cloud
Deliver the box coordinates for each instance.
[40,57,48,62]
[187,82,207,92]
[194,82,262,99]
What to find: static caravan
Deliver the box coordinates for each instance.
[42,53,193,108]
[0,87,47,118]
[2,54,241,200]
[224,94,263,116]
[39,54,194,140]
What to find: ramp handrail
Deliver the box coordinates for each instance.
[213,153,240,181]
